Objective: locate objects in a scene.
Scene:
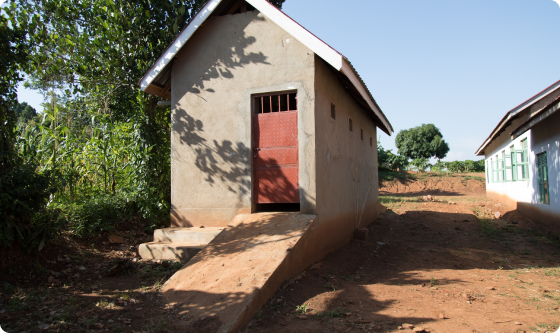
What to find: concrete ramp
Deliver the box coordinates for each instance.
[162,212,316,333]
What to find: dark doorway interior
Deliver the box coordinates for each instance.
[255,203,300,213]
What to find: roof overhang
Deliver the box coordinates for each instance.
[138,0,393,135]
[139,0,222,98]
[511,96,560,139]
[475,79,560,156]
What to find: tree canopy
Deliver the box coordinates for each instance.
[1,0,288,251]
[0,8,29,165]
[14,101,37,123]
[269,0,286,8]
[395,123,449,160]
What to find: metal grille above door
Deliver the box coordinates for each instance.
[253,92,299,204]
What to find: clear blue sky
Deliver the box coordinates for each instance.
[282,0,560,161]
[17,0,560,160]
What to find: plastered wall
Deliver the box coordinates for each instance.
[526,110,560,234]
[305,57,381,259]
[170,10,316,227]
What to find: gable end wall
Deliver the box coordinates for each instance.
[170,10,316,227]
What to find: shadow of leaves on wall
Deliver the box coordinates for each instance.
[170,12,274,201]
[184,13,269,94]
[173,108,250,198]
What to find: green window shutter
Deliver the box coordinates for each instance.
[496,152,505,182]
[505,154,513,181]
[514,149,529,181]
[492,158,497,183]
[510,145,516,181]
[491,158,494,183]
[515,138,530,181]
[490,159,493,183]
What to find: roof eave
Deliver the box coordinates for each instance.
[340,59,393,135]
[475,113,512,156]
[475,79,560,156]
[510,95,560,139]
[138,0,222,92]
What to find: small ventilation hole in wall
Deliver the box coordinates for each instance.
[331,103,336,119]
[349,118,353,132]
[361,128,364,141]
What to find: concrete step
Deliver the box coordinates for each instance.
[138,242,206,262]
[153,227,224,243]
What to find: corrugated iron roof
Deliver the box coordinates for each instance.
[510,95,560,139]
[475,79,560,156]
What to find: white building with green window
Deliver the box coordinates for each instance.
[476,79,560,236]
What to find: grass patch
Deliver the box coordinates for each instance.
[295,303,309,314]
[462,175,485,182]
[139,261,182,281]
[143,319,169,333]
[323,283,337,292]
[316,307,346,318]
[478,219,503,238]
[544,268,560,277]
[531,322,560,331]
[379,196,422,206]
[379,170,416,182]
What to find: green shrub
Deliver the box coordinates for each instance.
[411,158,430,173]
[0,157,58,251]
[58,194,135,238]
[379,170,415,182]
[387,154,410,171]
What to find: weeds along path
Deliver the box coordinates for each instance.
[244,192,560,333]
[0,228,195,332]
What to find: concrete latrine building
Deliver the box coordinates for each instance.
[140,0,392,234]
[138,0,392,331]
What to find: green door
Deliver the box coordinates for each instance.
[537,152,549,204]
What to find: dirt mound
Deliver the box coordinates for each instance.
[380,173,486,196]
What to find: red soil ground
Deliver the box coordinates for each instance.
[2,174,559,333]
[244,175,560,333]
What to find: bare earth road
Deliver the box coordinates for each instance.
[243,175,560,333]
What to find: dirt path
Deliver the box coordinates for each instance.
[243,193,560,333]
[2,176,559,333]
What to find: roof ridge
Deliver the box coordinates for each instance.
[138,0,393,135]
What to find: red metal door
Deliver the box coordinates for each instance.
[253,92,299,203]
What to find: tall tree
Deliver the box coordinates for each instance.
[14,101,37,122]
[1,6,56,251]
[395,124,450,160]
[0,7,30,168]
